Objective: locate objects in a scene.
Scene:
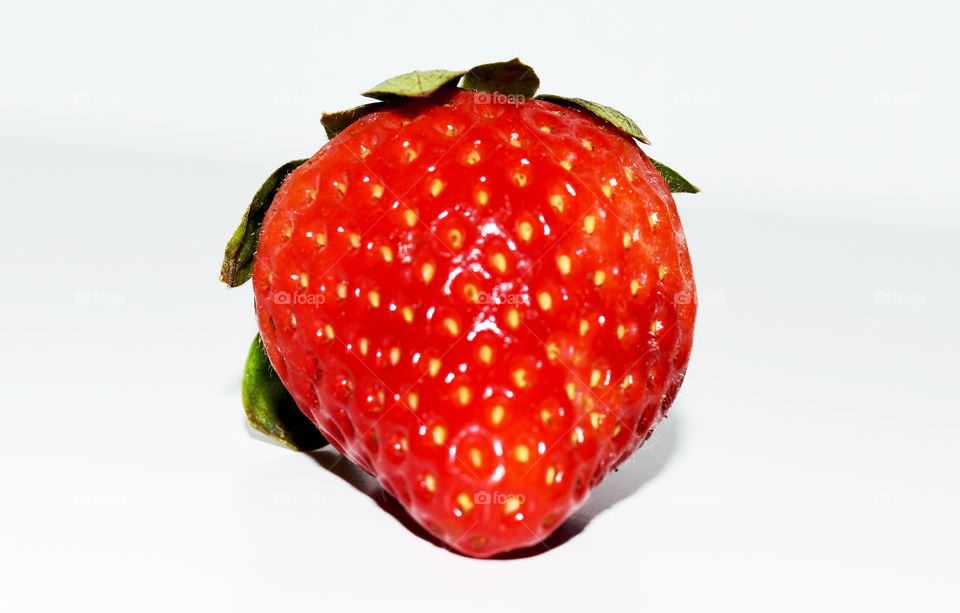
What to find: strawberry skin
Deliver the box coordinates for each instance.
[251,90,696,556]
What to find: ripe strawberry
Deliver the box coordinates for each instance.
[222,60,698,557]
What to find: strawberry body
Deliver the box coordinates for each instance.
[252,90,696,556]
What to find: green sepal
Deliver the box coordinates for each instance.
[535,94,651,144]
[361,69,466,101]
[461,58,540,98]
[242,334,328,451]
[321,102,387,140]
[649,157,700,193]
[220,159,307,287]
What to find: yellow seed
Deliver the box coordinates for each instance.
[537,292,553,311]
[448,229,463,249]
[630,279,641,296]
[457,386,472,405]
[371,184,384,199]
[463,284,479,303]
[617,324,626,339]
[594,270,606,286]
[407,392,419,410]
[323,324,334,340]
[590,412,602,428]
[491,405,505,425]
[470,448,483,468]
[565,381,576,400]
[651,320,664,335]
[336,283,347,299]
[648,212,659,228]
[428,358,442,378]
[429,179,444,197]
[403,209,417,227]
[621,373,634,390]
[298,273,308,288]
[506,308,520,329]
[380,245,394,263]
[546,466,556,484]
[540,125,552,133]
[518,220,533,242]
[466,150,480,164]
[443,317,460,336]
[515,445,530,463]
[623,232,632,249]
[549,194,564,212]
[513,369,529,388]
[504,497,521,514]
[349,233,360,249]
[433,425,447,445]
[508,136,521,148]
[491,253,507,274]
[582,139,594,151]
[590,369,602,387]
[282,227,293,238]
[583,215,597,234]
[305,188,317,200]
[457,493,474,512]
[405,149,417,162]
[601,184,613,198]
[359,147,370,159]
[389,347,401,366]
[579,319,589,336]
[358,337,369,356]
[315,232,326,247]
[402,306,414,323]
[424,473,436,492]
[546,342,560,362]
[422,262,436,284]
[624,167,634,181]
[478,345,493,365]
[613,424,622,437]
[368,290,380,308]
[560,160,573,170]
[557,255,572,275]
[476,189,489,206]
[540,408,553,425]
[333,182,346,196]
[658,264,666,280]
[513,172,527,187]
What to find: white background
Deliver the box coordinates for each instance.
[1,1,958,611]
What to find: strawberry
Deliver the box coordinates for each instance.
[221,60,698,557]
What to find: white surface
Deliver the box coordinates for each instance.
[1,1,958,611]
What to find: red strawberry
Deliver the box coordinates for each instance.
[222,60,698,557]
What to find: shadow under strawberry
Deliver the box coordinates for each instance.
[304,414,680,559]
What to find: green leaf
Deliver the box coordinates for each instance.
[535,94,651,144]
[649,158,700,193]
[361,69,466,101]
[462,58,540,98]
[220,159,307,287]
[321,102,387,140]
[242,334,328,451]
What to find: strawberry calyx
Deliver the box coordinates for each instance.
[220,158,307,287]
[242,334,328,451]
[320,58,697,192]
